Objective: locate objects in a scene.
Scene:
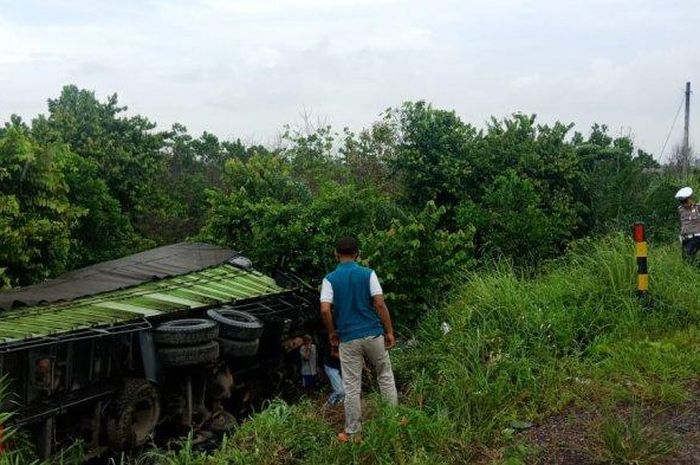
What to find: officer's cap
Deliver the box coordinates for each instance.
[675,187,693,201]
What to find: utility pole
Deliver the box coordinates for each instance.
[683,81,691,176]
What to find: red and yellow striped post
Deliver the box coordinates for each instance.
[633,222,648,294]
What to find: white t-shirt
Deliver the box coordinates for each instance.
[320,271,383,303]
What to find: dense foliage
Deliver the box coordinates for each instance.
[0,86,682,322]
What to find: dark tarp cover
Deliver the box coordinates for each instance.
[0,242,236,311]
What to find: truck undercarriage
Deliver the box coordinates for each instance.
[0,243,321,460]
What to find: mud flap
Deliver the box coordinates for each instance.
[139,331,163,384]
[35,416,54,460]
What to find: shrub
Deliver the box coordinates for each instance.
[201,182,403,279]
[362,201,475,324]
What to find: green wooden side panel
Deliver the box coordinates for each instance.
[0,265,285,344]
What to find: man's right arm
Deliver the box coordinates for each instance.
[370,272,395,349]
[320,278,339,347]
[373,294,395,349]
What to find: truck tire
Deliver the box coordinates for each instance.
[107,378,160,450]
[218,337,260,358]
[158,341,220,367]
[207,308,264,341]
[153,319,218,346]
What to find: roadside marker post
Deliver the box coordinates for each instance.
[633,222,648,294]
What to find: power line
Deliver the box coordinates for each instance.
[660,91,686,161]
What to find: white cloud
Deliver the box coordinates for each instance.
[239,45,281,69]
[201,0,394,14]
[509,74,542,92]
[0,0,699,155]
[325,25,431,54]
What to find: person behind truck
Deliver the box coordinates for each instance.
[299,335,318,389]
[323,345,344,407]
[320,236,398,443]
[676,187,700,260]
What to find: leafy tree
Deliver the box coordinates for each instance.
[388,107,588,249]
[388,106,588,261]
[201,182,402,278]
[31,85,165,222]
[639,176,681,241]
[468,115,587,257]
[575,124,667,237]
[635,149,660,170]
[282,125,346,194]
[362,201,475,323]
[340,121,399,195]
[222,152,311,204]
[0,127,79,285]
[60,150,149,267]
[389,101,478,207]
[133,123,213,242]
[192,131,225,167]
[457,170,569,263]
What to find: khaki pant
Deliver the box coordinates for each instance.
[339,335,398,434]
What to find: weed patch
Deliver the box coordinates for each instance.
[595,408,676,465]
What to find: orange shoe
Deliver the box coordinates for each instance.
[336,432,362,443]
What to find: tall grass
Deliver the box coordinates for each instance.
[404,234,700,430]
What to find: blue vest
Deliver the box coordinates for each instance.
[326,261,383,343]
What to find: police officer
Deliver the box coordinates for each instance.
[676,187,700,260]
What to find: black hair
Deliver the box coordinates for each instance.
[336,236,359,256]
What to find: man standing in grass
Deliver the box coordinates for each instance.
[320,236,398,442]
[676,187,700,260]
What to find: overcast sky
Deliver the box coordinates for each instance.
[1,0,698,158]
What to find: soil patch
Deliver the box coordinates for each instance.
[522,405,599,465]
[520,385,700,464]
[656,391,700,465]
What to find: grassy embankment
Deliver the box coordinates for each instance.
[5,234,700,464]
[138,234,700,465]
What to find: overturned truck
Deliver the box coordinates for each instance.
[0,243,320,459]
